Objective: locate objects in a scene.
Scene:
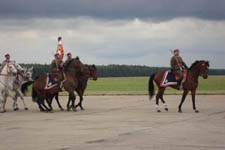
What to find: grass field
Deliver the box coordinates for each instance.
[24,76,225,96]
[85,75,225,95]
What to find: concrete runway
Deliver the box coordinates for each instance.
[0,95,225,150]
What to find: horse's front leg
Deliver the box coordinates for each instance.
[178,90,189,113]
[75,90,84,110]
[5,89,17,111]
[191,89,199,113]
[16,90,28,110]
[67,93,71,111]
[0,94,7,113]
[55,93,64,111]
[46,97,53,111]
[70,93,76,111]
[13,93,19,111]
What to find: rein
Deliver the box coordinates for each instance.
[0,74,12,76]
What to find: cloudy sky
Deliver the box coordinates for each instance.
[0,0,225,68]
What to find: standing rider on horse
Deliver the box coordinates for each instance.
[51,53,64,88]
[170,49,188,90]
[0,54,12,73]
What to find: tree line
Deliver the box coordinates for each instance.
[15,63,225,78]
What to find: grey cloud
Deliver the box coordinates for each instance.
[0,0,225,21]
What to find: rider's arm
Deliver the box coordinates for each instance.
[180,58,188,69]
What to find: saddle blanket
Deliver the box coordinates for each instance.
[160,70,187,87]
[44,73,67,90]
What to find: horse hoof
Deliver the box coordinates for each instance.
[0,110,6,113]
[14,108,19,111]
[60,108,64,111]
[178,109,182,113]
[157,110,161,112]
[165,108,168,111]
[72,107,77,112]
[195,110,199,113]
[25,108,28,110]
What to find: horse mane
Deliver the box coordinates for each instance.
[64,56,83,72]
[64,59,73,71]
[189,60,209,70]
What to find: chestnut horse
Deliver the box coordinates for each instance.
[148,60,209,113]
[47,64,97,111]
[22,57,85,112]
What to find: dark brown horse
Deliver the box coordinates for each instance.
[148,60,209,113]
[47,64,97,111]
[22,57,85,112]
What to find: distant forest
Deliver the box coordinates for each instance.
[17,63,225,78]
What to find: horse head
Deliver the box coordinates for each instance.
[199,61,209,79]
[88,65,97,80]
[190,60,209,79]
[23,67,33,81]
[6,61,18,75]
[14,64,33,81]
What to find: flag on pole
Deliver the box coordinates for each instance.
[56,36,64,55]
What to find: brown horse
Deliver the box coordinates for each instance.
[47,64,97,111]
[22,57,85,112]
[148,60,209,113]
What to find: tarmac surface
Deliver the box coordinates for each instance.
[0,95,225,150]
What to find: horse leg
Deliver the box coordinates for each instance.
[13,93,19,111]
[2,95,7,113]
[70,93,76,112]
[16,90,28,110]
[75,90,84,110]
[36,95,50,112]
[0,95,4,113]
[41,99,52,112]
[36,99,45,112]
[55,93,64,111]
[0,94,7,113]
[155,94,161,112]
[46,97,53,111]
[67,94,71,111]
[5,90,16,112]
[155,88,165,112]
[178,90,189,113]
[160,95,168,111]
[191,89,199,113]
[17,90,28,110]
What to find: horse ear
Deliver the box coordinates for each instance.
[30,66,33,71]
[207,61,210,67]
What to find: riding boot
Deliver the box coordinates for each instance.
[177,79,182,90]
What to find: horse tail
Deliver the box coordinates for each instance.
[21,81,34,95]
[32,86,38,102]
[148,73,155,100]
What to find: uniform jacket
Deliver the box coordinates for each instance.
[170,56,188,71]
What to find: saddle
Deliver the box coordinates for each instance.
[160,70,187,87]
[44,73,67,90]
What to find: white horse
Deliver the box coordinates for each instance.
[12,64,33,111]
[0,61,18,112]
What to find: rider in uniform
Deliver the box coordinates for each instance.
[51,53,64,88]
[0,53,11,73]
[170,49,188,90]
